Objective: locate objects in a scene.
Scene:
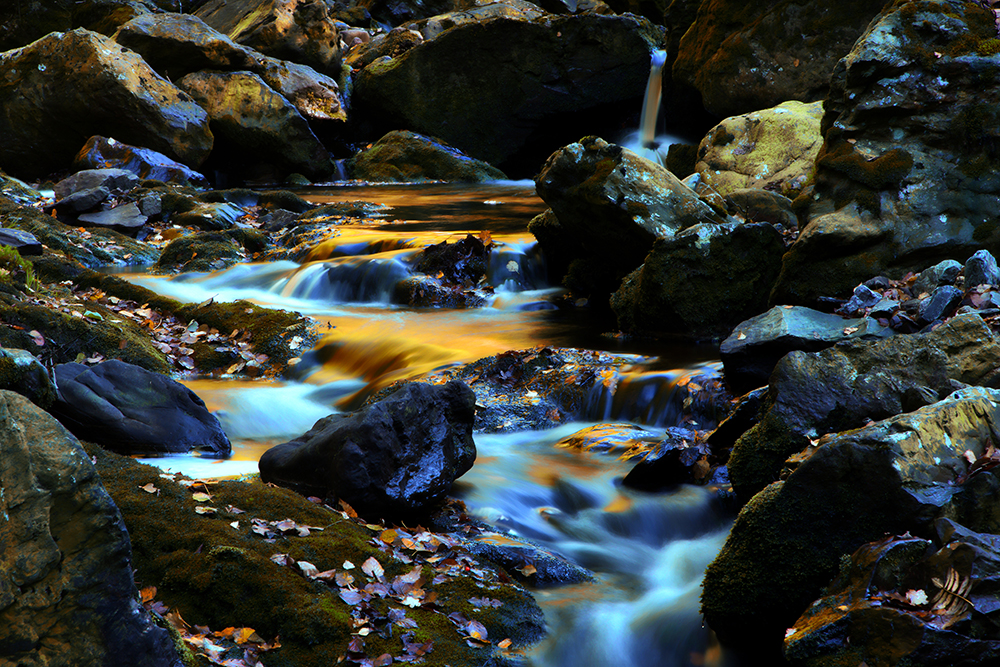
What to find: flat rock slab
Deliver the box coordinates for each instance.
[49,359,231,457]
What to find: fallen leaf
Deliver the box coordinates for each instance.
[139,483,159,495]
[192,492,212,502]
[194,506,217,515]
[298,561,319,578]
[497,638,512,649]
[362,557,384,579]
[466,620,488,641]
[140,586,157,604]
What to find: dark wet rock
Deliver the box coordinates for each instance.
[54,168,141,200]
[78,202,149,233]
[555,422,663,457]
[171,201,246,231]
[417,233,490,286]
[465,533,593,587]
[113,12,346,123]
[0,29,212,180]
[914,259,963,296]
[404,0,547,43]
[156,231,245,273]
[720,305,893,395]
[0,0,159,51]
[394,275,491,309]
[919,285,964,325]
[703,385,1000,650]
[0,228,43,256]
[727,312,1000,501]
[349,130,507,183]
[0,170,42,206]
[534,137,726,300]
[194,0,343,74]
[837,283,881,316]
[622,428,712,490]
[198,188,314,213]
[342,26,426,71]
[966,249,1000,289]
[49,359,231,457]
[177,70,333,181]
[0,390,181,667]
[705,386,768,451]
[785,527,1000,666]
[52,186,112,215]
[610,221,785,341]
[773,0,1000,306]
[695,101,824,199]
[260,208,302,231]
[672,0,891,118]
[260,380,477,520]
[74,135,209,186]
[353,14,663,176]
[0,348,56,408]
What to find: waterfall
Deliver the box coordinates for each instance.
[639,50,668,150]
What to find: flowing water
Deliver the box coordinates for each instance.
[126,180,740,667]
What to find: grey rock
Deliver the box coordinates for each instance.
[0,348,55,407]
[914,259,963,295]
[54,168,140,199]
[52,186,111,214]
[0,228,43,256]
[918,285,964,324]
[73,135,209,186]
[965,249,1000,290]
[78,202,148,231]
[172,201,246,231]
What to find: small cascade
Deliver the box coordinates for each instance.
[279,252,417,304]
[639,50,668,149]
[584,362,722,427]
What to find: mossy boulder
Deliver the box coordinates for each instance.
[671,0,892,118]
[703,385,1000,652]
[727,312,1000,501]
[773,0,1000,305]
[348,130,507,183]
[0,348,57,409]
[88,444,546,667]
[610,221,786,341]
[352,13,663,176]
[695,100,824,199]
[0,28,212,180]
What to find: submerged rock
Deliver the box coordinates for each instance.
[0,390,181,667]
[349,130,507,183]
[260,380,477,519]
[0,28,213,179]
[773,0,1000,305]
[49,359,232,457]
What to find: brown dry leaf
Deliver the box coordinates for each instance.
[381,528,398,545]
[139,483,159,495]
[373,654,393,666]
[497,638,512,649]
[194,506,217,515]
[140,586,157,604]
[362,557,384,579]
[466,620,488,641]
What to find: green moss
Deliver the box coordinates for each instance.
[816,142,913,215]
[727,409,811,501]
[977,38,1000,56]
[86,445,543,667]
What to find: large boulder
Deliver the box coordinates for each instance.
[259,380,477,519]
[0,390,181,667]
[671,0,893,118]
[0,0,158,51]
[352,13,663,176]
[194,0,342,74]
[0,28,213,179]
[772,0,1000,305]
[348,130,507,182]
[49,360,231,457]
[177,70,333,180]
[695,100,824,199]
[113,12,345,123]
[73,135,208,185]
[702,385,1000,651]
[533,137,727,299]
[728,312,1000,501]
[611,221,785,340]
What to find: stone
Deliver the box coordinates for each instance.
[772,0,1000,305]
[727,312,1000,501]
[352,13,663,176]
[194,0,343,74]
[696,101,824,199]
[52,187,112,215]
[156,231,245,273]
[54,168,140,200]
[0,348,56,408]
[0,228,43,256]
[914,259,963,295]
[965,249,1000,289]
[171,201,245,231]
[0,0,158,51]
[348,130,507,183]
[720,306,893,396]
[622,429,712,490]
[177,70,333,180]
[0,29,212,179]
[534,137,727,299]
[918,285,964,325]
[259,380,477,519]
[0,390,181,667]
[113,12,346,123]
[703,386,1000,650]
[722,188,797,228]
[74,136,209,186]
[78,202,149,232]
[672,0,892,118]
[49,360,232,457]
[610,222,785,340]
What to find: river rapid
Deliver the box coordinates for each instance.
[127,181,739,667]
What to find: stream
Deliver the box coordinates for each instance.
[128,180,739,667]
